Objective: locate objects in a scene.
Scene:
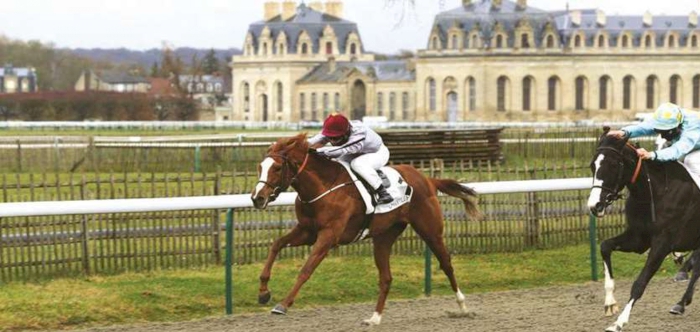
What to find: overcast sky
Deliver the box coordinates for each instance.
[1,0,699,53]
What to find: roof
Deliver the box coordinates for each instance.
[0,67,36,77]
[179,75,225,84]
[94,70,149,84]
[247,3,363,54]
[298,60,415,83]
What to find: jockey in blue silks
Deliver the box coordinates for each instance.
[608,103,700,176]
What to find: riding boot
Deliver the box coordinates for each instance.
[375,184,393,205]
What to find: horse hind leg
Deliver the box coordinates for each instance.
[670,249,700,315]
[258,226,312,305]
[673,252,694,282]
[362,223,407,326]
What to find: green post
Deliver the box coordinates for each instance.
[424,246,432,296]
[588,213,599,281]
[194,145,201,173]
[225,209,234,315]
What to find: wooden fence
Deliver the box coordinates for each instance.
[379,128,503,164]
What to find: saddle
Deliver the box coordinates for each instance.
[336,160,413,215]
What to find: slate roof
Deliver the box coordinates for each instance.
[431,0,700,48]
[298,60,415,83]
[0,67,36,77]
[247,3,363,54]
[94,70,149,84]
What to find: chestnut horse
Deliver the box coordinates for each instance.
[250,133,481,325]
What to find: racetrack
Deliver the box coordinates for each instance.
[76,279,700,332]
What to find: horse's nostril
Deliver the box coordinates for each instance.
[595,202,606,212]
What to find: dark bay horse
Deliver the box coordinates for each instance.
[587,128,700,332]
[250,133,481,325]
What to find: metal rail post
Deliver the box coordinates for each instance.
[589,213,598,281]
[225,209,234,314]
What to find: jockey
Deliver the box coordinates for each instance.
[608,102,700,175]
[308,113,393,205]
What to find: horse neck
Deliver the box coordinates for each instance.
[291,153,348,200]
[626,161,662,200]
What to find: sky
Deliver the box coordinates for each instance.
[1,0,699,54]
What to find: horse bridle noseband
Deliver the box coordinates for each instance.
[256,152,310,201]
[593,143,643,207]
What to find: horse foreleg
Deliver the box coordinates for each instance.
[259,226,312,305]
[271,229,335,315]
[606,245,668,332]
[600,231,649,317]
[363,223,407,326]
[670,249,700,315]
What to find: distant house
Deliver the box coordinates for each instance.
[74,69,150,93]
[147,78,179,98]
[0,64,38,94]
[179,74,230,107]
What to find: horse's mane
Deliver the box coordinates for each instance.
[270,133,310,155]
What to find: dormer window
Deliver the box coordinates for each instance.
[645,35,653,48]
[546,35,555,48]
[496,35,504,48]
[262,43,268,55]
[432,37,439,50]
[326,42,332,55]
[598,35,606,47]
[621,35,629,48]
[301,43,309,54]
[692,35,699,48]
[669,35,677,47]
[521,33,529,48]
[452,35,459,50]
[350,43,357,55]
[574,35,582,47]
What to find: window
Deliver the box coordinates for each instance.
[693,35,699,48]
[428,78,436,111]
[276,82,283,113]
[497,76,508,112]
[300,93,306,119]
[468,77,476,111]
[279,43,286,55]
[323,92,329,117]
[334,92,340,112]
[521,34,529,48]
[350,43,357,55]
[496,35,504,48]
[243,82,250,113]
[645,35,653,48]
[326,42,332,54]
[669,35,677,47]
[598,35,606,47]
[389,92,396,120]
[471,35,478,49]
[623,76,633,110]
[522,77,532,111]
[311,92,317,120]
[694,75,700,108]
[646,76,657,109]
[670,75,681,104]
[621,35,629,48]
[452,35,458,50]
[599,76,609,110]
[402,92,409,120]
[302,43,309,54]
[548,77,558,111]
[574,35,582,47]
[432,37,439,50]
[575,76,586,110]
[377,92,383,116]
[262,43,268,55]
[546,35,555,48]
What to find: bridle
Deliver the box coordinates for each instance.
[593,142,643,207]
[256,151,310,201]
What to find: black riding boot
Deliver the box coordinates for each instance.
[375,184,393,205]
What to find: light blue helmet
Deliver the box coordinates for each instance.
[652,103,684,130]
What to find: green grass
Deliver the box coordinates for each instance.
[0,244,680,331]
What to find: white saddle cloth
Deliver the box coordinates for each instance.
[337,160,413,215]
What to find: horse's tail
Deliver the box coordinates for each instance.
[429,178,482,221]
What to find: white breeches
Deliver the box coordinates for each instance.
[684,149,700,176]
[339,145,390,189]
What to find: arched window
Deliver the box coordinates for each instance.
[334,92,340,111]
[575,76,587,111]
[468,77,476,111]
[428,78,436,111]
[326,42,332,55]
[694,75,700,108]
[350,43,357,55]
[452,35,459,50]
[299,93,306,119]
[646,76,658,109]
[645,35,653,48]
[623,76,634,110]
[521,33,530,48]
[496,35,504,48]
[301,43,309,54]
[548,76,559,111]
[243,82,250,113]
[389,92,396,120]
[598,35,606,47]
[377,92,384,116]
[546,35,555,48]
[574,35,582,47]
[276,82,283,113]
[497,76,509,112]
[599,76,611,110]
[670,75,681,104]
[522,76,533,111]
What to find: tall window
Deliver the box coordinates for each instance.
[432,37,439,50]
[575,76,586,111]
[471,35,478,48]
[301,43,309,54]
[574,35,582,47]
[497,76,508,112]
[623,76,633,110]
[598,35,606,47]
[402,92,409,120]
[646,76,657,109]
[276,82,283,113]
[621,35,629,48]
[496,35,504,48]
[669,35,677,47]
[645,35,653,48]
[693,35,699,48]
[326,42,332,54]
[548,77,558,111]
[334,92,340,111]
[522,77,532,111]
[311,92,317,120]
[694,75,700,108]
[299,93,306,119]
[468,77,476,111]
[452,35,458,50]
[377,92,384,116]
[547,35,555,48]
[521,34,529,48]
[350,43,357,55]
[428,78,436,111]
[599,76,610,110]
[389,92,396,120]
[323,93,329,117]
[670,75,681,104]
[243,82,250,113]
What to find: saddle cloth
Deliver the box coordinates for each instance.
[337,160,413,215]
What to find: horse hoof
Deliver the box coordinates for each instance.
[258,291,271,305]
[670,304,685,315]
[604,304,620,317]
[271,304,287,315]
[674,272,689,282]
[605,324,622,332]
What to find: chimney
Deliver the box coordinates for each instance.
[462,0,472,6]
[643,11,653,27]
[328,56,336,73]
[690,11,698,27]
[281,1,296,21]
[570,10,581,27]
[308,1,324,13]
[596,9,607,27]
[264,1,280,21]
[325,0,344,18]
[516,0,527,10]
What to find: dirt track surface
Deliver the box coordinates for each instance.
[76,279,700,332]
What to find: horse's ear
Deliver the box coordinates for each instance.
[603,126,611,134]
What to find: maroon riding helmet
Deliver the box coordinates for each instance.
[322,113,351,146]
